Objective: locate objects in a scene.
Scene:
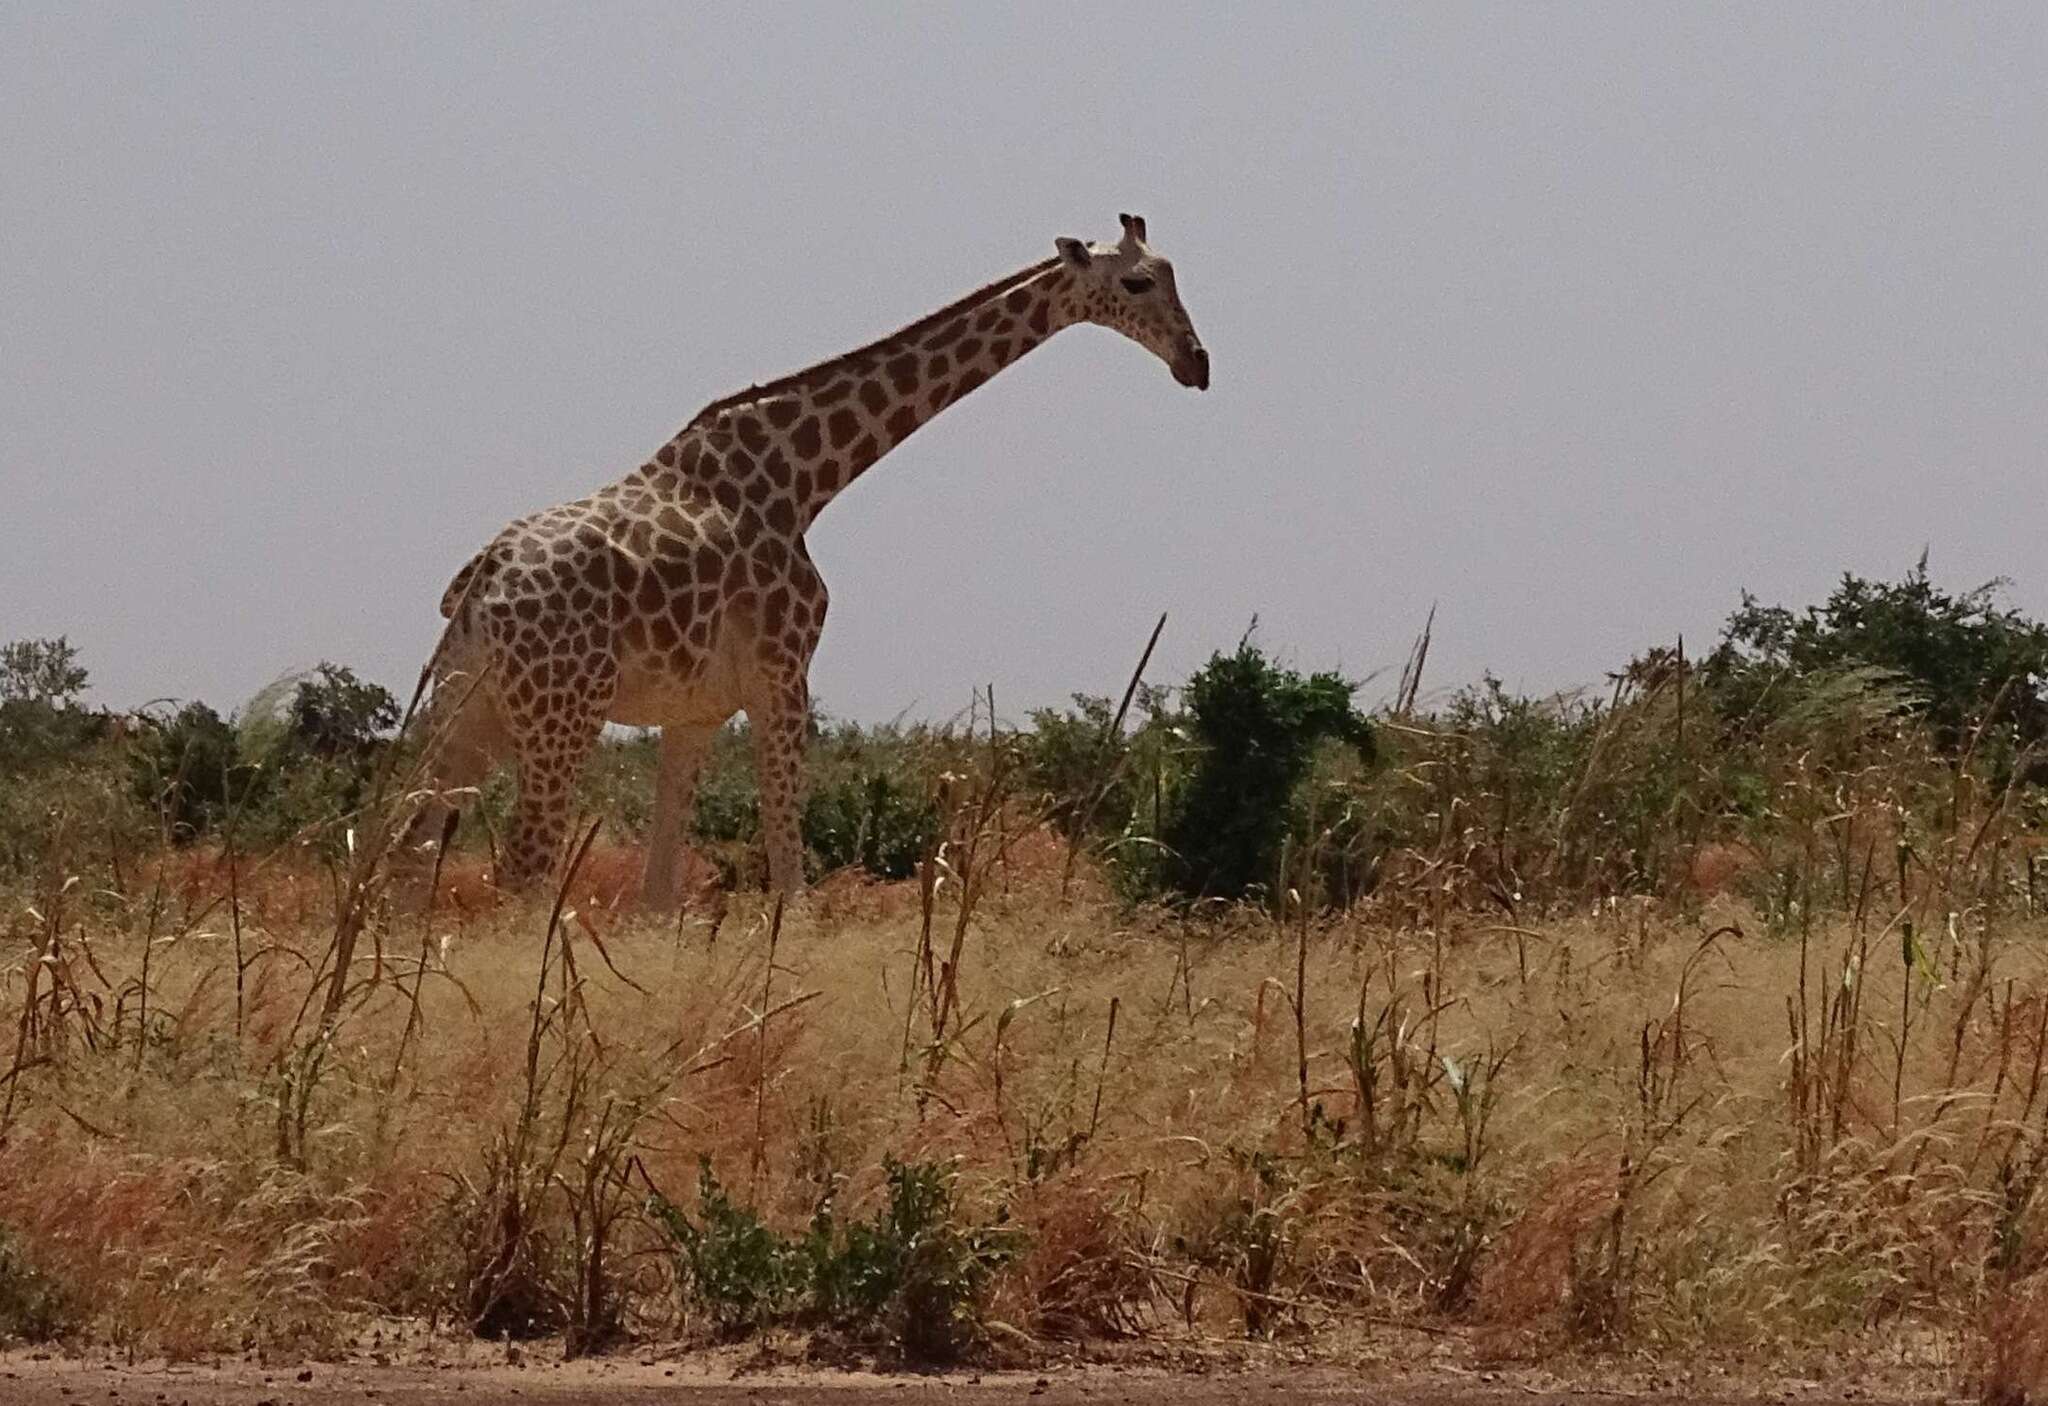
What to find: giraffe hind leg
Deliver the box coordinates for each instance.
[497,705,609,894]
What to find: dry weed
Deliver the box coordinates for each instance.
[2,834,2048,1376]
[1974,1272,2048,1405]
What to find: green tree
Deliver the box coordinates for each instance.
[1707,560,2048,757]
[284,663,399,758]
[0,637,101,773]
[1152,640,1375,904]
[0,638,88,705]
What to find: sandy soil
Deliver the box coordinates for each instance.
[0,1345,1957,1406]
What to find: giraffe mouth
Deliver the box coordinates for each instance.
[1172,342,1210,391]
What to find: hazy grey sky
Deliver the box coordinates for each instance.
[5,6,2045,723]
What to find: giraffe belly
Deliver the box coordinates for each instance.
[608,667,743,729]
[607,630,752,729]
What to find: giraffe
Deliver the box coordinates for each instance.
[411,213,1208,905]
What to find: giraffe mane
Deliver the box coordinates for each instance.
[682,255,1064,431]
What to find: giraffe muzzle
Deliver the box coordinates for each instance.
[1173,341,1211,391]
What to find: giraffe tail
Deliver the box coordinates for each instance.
[405,548,499,752]
[438,549,494,619]
[420,546,499,696]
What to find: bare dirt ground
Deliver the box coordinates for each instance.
[0,1342,1958,1406]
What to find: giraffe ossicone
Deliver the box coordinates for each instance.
[410,215,1208,906]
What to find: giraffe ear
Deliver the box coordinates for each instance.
[1055,236,1093,269]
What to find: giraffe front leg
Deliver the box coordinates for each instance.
[642,723,717,910]
[749,677,811,898]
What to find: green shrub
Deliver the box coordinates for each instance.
[652,1160,812,1338]
[803,769,939,879]
[1018,686,1179,845]
[1706,559,2048,761]
[652,1157,1020,1361]
[809,1158,1020,1361]
[1144,640,1374,905]
[130,701,249,841]
[575,729,660,837]
[1020,693,1130,839]
[683,718,949,882]
[282,662,399,759]
[125,663,401,850]
[0,639,154,879]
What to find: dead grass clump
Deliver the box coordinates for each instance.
[449,1136,572,1341]
[1974,1272,2048,1405]
[0,1130,372,1355]
[993,1174,1150,1340]
[1475,1155,1615,1353]
[1162,1147,1307,1338]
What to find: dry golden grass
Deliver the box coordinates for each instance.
[4,833,2048,1386]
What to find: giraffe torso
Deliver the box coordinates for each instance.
[444,427,828,734]
[433,266,1089,756]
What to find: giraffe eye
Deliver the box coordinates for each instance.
[1120,275,1155,296]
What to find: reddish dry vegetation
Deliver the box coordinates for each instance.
[4,834,2048,1404]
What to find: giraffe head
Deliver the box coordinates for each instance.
[1054,213,1210,390]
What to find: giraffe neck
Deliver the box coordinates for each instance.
[653,259,1082,528]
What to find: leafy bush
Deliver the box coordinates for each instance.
[0,638,154,878]
[652,1160,811,1338]
[810,1158,1020,1361]
[1145,640,1375,905]
[653,1157,1020,1361]
[0,637,88,705]
[1706,559,2048,760]
[1018,686,1178,845]
[283,662,400,759]
[1021,693,1132,839]
[803,769,939,879]
[130,701,248,841]
[686,718,950,882]
[128,663,401,849]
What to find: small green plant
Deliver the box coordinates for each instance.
[653,1158,1020,1361]
[814,1158,1021,1361]
[651,1159,810,1338]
